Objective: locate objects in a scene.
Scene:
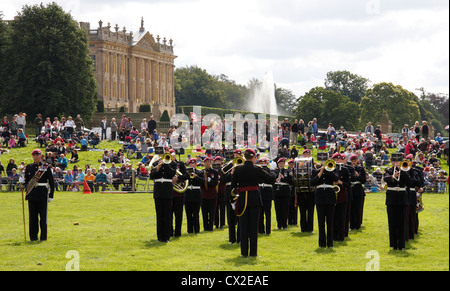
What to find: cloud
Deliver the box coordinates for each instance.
[2,0,448,97]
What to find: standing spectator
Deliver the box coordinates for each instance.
[34,114,43,137]
[281,118,291,140]
[401,124,410,139]
[291,119,299,145]
[421,121,429,140]
[110,118,118,141]
[16,112,26,133]
[100,116,108,140]
[413,121,421,142]
[148,116,157,137]
[141,118,148,133]
[326,123,335,141]
[364,121,374,136]
[435,133,443,145]
[120,114,127,131]
[74,114,84,137]
[312,118,318,137]
[65,116,75,139]
[1,116,9,130]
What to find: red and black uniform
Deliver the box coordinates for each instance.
[200,164,218,231]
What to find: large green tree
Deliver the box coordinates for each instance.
[360,82,421,132]
[293,86,360,131]
[0,2,97,120]
[324,70,370,103]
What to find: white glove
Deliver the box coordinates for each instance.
[48,198,53,203]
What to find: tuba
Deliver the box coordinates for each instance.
[173,169,189,193]
[222,156,245,174]
[162,153,172,164]
[324,159,336,172]
[416,192,425,213]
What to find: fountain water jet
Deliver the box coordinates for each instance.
[247,71,278,116]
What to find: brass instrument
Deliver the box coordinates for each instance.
[173,169,189,193]
[324,159,336,172]
[392,159,411,182]
[187,167,197,179]
[222,156,245,174]
[162,153,172,164]
[416,192,425,213]
[333,184,340,193]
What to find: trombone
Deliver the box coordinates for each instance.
[222,156,245,174]
[392,159,411,182]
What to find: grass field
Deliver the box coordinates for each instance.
[0,139,448,271]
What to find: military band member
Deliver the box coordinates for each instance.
[169,149,189,238]
[273,158,293,229]
[221,151,241,244]
[350,154,366,230]
[25,149,55,241]
[332,153,351,242]
[258,157,274,235]
[287,159,298,226]
[214,156,226,229]
[311,160,339,248]
[200,157,218,231]
[231,149,275,257]
[297,149,315,233]
[184,158,202,234]
[342,153,355,238]
[383,161,413,250]
[405,154,421,240]
[150,154,176,242]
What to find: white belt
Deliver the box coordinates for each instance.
[351,182,361,185]
[37,183,48,187]
[387,187,406,192]
[317,184,334,189]
[154,178,173,183]
[275,182,289,186]
[409,188,416,191]
[188,185,201,190]
[226,182,232,186]
[259,183,273,188]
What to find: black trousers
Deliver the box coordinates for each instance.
[274,196,289,229]
[316,204,335,248]
[288,195,298,225]
[298,191,315,232]
[334,202,347,241]
[214,193,226,228]
[239,205,260,257]
[201,198,216,231]
[171,196,184,237]
[226,201,239,243]
[350,193,363,230]
[259,199,272,234]
[28,200,48,241]
[154,198,172,242]
[387,205,407,249]
[185,202,201,234]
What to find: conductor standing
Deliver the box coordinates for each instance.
[25,149,55,241]
[231,149,275,257]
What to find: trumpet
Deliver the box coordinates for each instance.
[187,167,196,179]
[222,156,245,174]
[324,159,336,172]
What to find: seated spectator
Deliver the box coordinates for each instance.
[8,168,20,191]
[69,148,79,163]
[429,153,439,168]
[53,167,64,190]
[105,167,113,186]
[73,168,85,191]
[435,133,443,144]
[94,168,108,192]
[84,168,95,192]
[63,169,74,191]
[126,140,138,158]
[112,168,123,190]
[436,170,447,193]
[90,132,100,149]
[56,154,68,170]
[8,135,16,148]
[80,135,88,151]
[376,150,390,166]
[2,127,11,147]
[17,128,27,147]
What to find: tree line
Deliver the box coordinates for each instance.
[175,67,448,135]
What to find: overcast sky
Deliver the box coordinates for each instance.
[2,0,449,97]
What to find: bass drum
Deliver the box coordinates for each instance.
[416,192,424,213]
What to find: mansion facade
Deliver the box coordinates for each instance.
[81,18,176,118]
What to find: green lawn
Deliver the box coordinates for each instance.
[0,140,448,271]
